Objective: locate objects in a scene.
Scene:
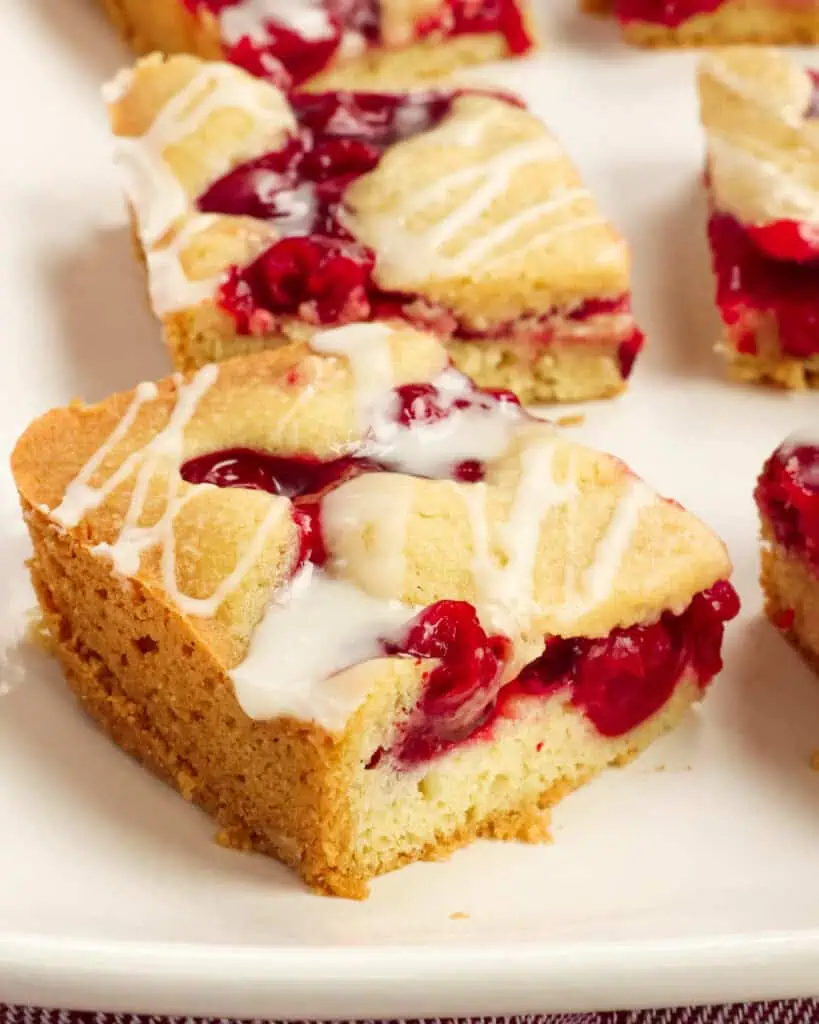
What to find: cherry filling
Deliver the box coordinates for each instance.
[179,375,516,560]
[379,581,739,767]
[708,213,819,358]
[612,0,724,26]
[381,601,513,763]
[199,89,484,331]
[755,441,819,573]
[198,90,642,377]
[185,1,532,86]
[181,447,383,565]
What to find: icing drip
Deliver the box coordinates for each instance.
[702,55,819,226]
[462,441,658,636]
[346,107,611,283]
[309,322,396,429]
[462,434,575,636]
[51,366,291,619]
[307,325,523,477]
[701,54,812,126]
[556,478,655,624]
[320,476,415,600]
[229,564,413,729]
[111,64,295,248]
[217,0,337,45]
[368,369,523,479]
[147,213,224,315]
[708,135,819,224]
[52,381,160,528]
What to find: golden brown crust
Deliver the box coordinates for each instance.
[725,344,819,390]
[99,0,538,90]
[616,1,819,46]
[99,0,223,59]
[760,526,819,674]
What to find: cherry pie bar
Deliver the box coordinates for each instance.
[12,323,737,897]
[698,49,819,389]
[588,0,819,46]
[756,436,819,672]
[105,53,644,404]
[99,0,537,91]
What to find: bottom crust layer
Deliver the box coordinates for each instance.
[723,343,819,391]
[164,307,631,405]
[760,535,819,673]
[51,617,699,897]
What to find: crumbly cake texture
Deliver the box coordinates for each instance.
[12,324,735,898]
[697,48,819,389]
[593,0,819,46]
[759,532,819,671]
[106,53,642,404]
[98,0,538,91]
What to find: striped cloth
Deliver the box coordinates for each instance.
[3,1006,819,1023]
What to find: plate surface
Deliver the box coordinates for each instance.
[3,0,819,1016]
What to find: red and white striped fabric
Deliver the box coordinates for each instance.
[3,1006,819,1023]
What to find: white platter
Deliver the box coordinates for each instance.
[3,0,819,1016]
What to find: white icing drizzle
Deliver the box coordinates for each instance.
[354,137,565,283]
[556,478,655,625]
[51,381,160,528]
[702,54,819,223]
[102,67,136,105]
[309,323,396,429]
[51,366,291,620]
[370,368,523,479]
[346,95,615,284]
[146,213,223,315]
[461,442,659,636]
[451,189,592,269]
[229,565,413,729]
[462,435,576,635]
[708,134,819,223]
[111,63,295,248]
[775,431,819,488]
[46,323,665,730]
[307,325,523,477]
[701,53,811,126]
[218,0,337,46]
[320,476,415,600]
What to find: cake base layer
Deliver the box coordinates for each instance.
[616,1,819,46]
[24,496,703,899]
[760,530,819,671]
[99,0,222,61]
[99,0,527,89]
[163,305,632,405]
[723,342,819,390]
[447,336,627,403]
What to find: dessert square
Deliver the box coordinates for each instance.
[98,0,537,91]
[590,0,819,46]
[756,436,819,669]
[698,49,819,389]
[106,53,645,404]
[12,323,737,898]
